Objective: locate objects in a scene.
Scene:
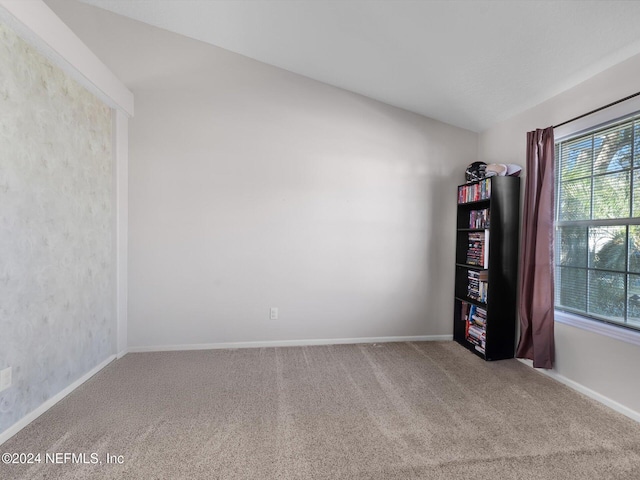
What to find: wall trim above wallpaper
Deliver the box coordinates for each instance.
[128,335,453,353]
[0,0,133,116]
[0,355,116,446]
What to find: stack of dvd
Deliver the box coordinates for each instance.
[466,232,485,266]
[467,270,488,303]
[465,304,487,353]
[469,208,490,229]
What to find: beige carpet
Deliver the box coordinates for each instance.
[2,341,640,479]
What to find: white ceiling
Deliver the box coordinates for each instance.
[62,1,640,132]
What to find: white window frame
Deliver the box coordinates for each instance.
[554,95,640,347]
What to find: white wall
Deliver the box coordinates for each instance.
[130,98,475,347]
[123,34,476,348]
[478,52,640,416]
[114,109,128,357]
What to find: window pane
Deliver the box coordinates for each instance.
[588,271,625,320]
[593,123,632,174]
[634,120,640,168]
[556,267,586,312]
[560,136,592,180]
[588,226,626,271]
[630,225,640,273]
[558,178,590,221]
[627,274,640,328]
[555,116,640,331]
[556,226,587,267]
[592,171,630,219]
[633,170,640,217]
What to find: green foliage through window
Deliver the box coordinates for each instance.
[555,117,640,331]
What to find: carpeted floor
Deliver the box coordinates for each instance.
[2,341,640,479]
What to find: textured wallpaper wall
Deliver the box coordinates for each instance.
[0,21,114,434]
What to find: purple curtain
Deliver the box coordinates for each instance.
[516,127,555,369]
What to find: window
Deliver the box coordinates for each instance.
[555,115,640,332]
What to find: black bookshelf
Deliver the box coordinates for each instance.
[453,176,520,361]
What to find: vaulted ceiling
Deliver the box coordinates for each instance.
[52,0,640,132]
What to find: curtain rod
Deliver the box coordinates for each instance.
[553,91,640,129]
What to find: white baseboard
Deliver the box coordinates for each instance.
[116,349,128,359]
[0,354,117,446]
[517,358,640,423]
[128,335,452,353]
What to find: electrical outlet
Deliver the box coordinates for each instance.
[270,307,279,320]
[0,367,12,392]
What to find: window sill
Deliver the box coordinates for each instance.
[555,310,640,347]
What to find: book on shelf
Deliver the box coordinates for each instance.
[467,269,488,303]
[466,231,490,268]
[470,305,487,325]
[457,178,491,204]
[469,208,490,229]
[465,304,486,350]
[461,301,470,338]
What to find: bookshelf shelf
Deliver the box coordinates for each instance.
[458,199,490,207]
[453,176,520,361]
[454,296,486,308]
